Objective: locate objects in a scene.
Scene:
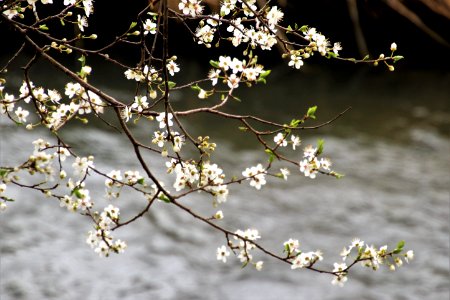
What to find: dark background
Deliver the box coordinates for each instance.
[1,0,449,70]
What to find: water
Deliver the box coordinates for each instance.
[1,63,449,300]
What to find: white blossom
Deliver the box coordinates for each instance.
[156,112,173,129]
[216,245,230,263]
[143,19,157,35]
[166,61,180,76]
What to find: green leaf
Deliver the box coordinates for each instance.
[137,178,145,185]
[299,25,308,32]
[392,249,402,254]
[330,171,345,179]
[393,55,404,63]
[209,60,220,68]
[286,25,293,32]
[284,244,291,253]
[363,54,370,61]
[316,139,324,156]
[265,148,275,163]
[259,70,271,79]
[306,106,317,119]
[190,85,201,92]
[39,24,49,30]
[129,22,137,30]
[256,78,266,84]
[158,194,171,203]
[60,19,65,26]
[72,188,83,199]
[167,81,176,88]
[327,52,337,59]
[78,55,85,66]
[396,240,405,250]
[238,126,248,131]
[290,119,301,127]
[1,196,15,202]
[0,168,10,177]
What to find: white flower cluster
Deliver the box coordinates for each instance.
[29,138,58,180]
[209,56,267,91]
[333,238,415,286]
[273,132,301,150]
[0,183,8,212]
[0,137,132,258]
[191,2,283,50]
[1,80,59,125]
[226,17,277,50]
[151,112,185,155]
[178,0,204,17]
[291,251,324,269]
[304,27,341,56]
[2,78,104,129]
[242,164,267,190]
[217,228,263,270]
[105,170,124,199]
[195,16,220,48]
[166,159,229,204]
[299,145,331,179]
[124,65,160,83]
[86,204,127,257]
[60,179,93,211]
[3,0,53,19]
[285,28,342,69]
[285,238,324,270]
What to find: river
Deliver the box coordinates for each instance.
[1,61,449,300]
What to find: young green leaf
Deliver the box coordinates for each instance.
[256,78,266,84]
[259,70,271,79]
[316,139,324,155]
[0,168,10,177]
[78,55,86,66]
[158,194,171,203]
[209,60,220,68]
[129,22,137,30]
[306,106,317,119]
[393,55,404,63]
[190,85,201,92]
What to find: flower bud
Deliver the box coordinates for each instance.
[390,42,397,51]
[214,210,224,219]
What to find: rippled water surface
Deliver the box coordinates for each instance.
[1,64,449,300]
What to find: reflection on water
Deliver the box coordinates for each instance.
[0,63,449,300]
